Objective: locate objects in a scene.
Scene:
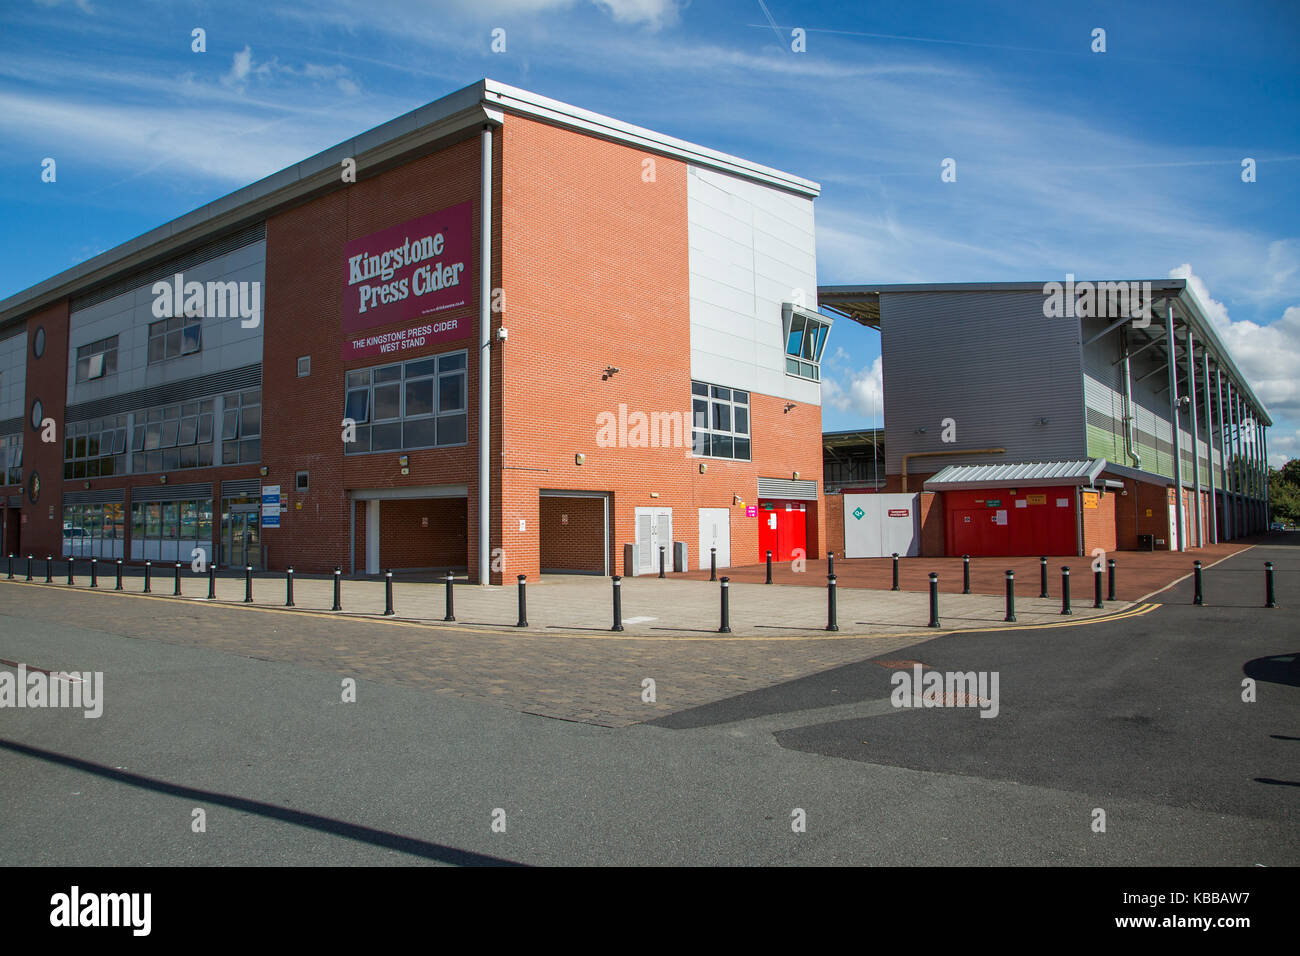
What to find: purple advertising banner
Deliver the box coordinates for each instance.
[340,201,474,357]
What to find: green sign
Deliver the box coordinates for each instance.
[985,499,1002,507]
[852,507,865,520]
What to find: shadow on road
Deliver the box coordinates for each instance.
[1243,653,1300,687]
[0,738,524,866]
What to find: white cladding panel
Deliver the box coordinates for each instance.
[687,165,820,404]
[0,331,27,422]
[843,493,920,558]
[66,240,266,407]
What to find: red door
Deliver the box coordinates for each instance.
[757,500,808,562]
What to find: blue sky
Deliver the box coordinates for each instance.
[2,0,1297,463]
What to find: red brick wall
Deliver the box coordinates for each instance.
[826,493,844,558]
[539,496,605,572]
[19,301,69,559]
[497,115,825,582]
[1081,488,1117,556]
[919,491,944,556]
[262,130,500,574]
[378,497,467,569]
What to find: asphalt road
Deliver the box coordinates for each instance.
[1,543,1295,865]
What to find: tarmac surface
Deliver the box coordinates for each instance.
[0,536,1294,865]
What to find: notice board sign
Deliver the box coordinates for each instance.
[261,485,281,529]
[341,202,474,358]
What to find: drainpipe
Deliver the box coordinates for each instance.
[1120,328,1141,468]
[901,448,1006,493]
[1202,351,1217,544]
[1186,330,1202,548]
[478,124,493,585]
[1165,303,1183,551]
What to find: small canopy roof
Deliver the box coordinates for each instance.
[924,459,1107,491]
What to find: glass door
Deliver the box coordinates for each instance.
[221,500,262,569]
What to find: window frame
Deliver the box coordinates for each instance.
[147,315,202,366]
[691,380,751,461]
[343,350,469,456]
[781,303,832,382]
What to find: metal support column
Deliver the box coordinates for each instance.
[1216,369,1231,541]
[1165,304,1184,551]
[1202,352,1217,543]
[1186,331,1202,547]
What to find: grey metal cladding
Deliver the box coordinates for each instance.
[63,488,126,504]
[68,224,267,314]
[0,417,20,435]
[64,363,261,422]
[880,291,1085,474]
[221,478,261,497]
[131,482,213,503]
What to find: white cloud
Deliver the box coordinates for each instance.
[592,0,679,29]
[823,355,884,422]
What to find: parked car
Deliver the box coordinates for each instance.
[1270,521,1286,531]
[62,525,90,539]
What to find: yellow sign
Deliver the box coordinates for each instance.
[1083,492,1099,510]
[1026,494,1047,505]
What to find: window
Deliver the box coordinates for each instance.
[148,316,202,364]
[344,351,468,455]
[33,327,45,358]
[296,471,309,492]
[121,399,216,475]
[0,433,22,485]
[297,355,311,377]
[75,336,119,383]
[128,498,211,562]
[782,304,832,381]
[220,390,261,465]
[61,502,126,559]
[63,415,130,479]
[692,381,751,461]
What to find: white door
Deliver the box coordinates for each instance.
[635,507,672,574]
[844,493,920,558]
[698,508,730,570]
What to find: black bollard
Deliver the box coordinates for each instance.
[89,558,97,588]
[243,565,253,603]
[26,554,33,581]
[114,559,122,590]
[1039,556,1048,598]
[67,558,74,586]
[658,545,666,579]
[962,554,971,594]
[1193,560,1203,607]
[928,572,940,628]
[174,561,182,596]
[709,547,716,582]
[718,576,731,634]
[515,574,528,627]
[207,564,215,600]
[1265,562,1277,609]
[828,551,835,578]
[1004,570,1016,622]
[6,553,11,580]
[765,550,773,585]
[826,573,839,632]
[383,569,394,616]
[1093,566,1103,609]
[443,571,455,622]
[332,567,342,611]
[45,556,52,584]
[611,575,624,632]
[1107,558,1116,602]
[143,560,151,593]
[1060,567,1072,615]
[891,553,900,591]
[285,567,295,607]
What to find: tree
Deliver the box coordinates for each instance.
[1269,459,1300,525]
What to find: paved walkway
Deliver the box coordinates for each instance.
[679,539,1261,602]
[4,563,1128,638]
